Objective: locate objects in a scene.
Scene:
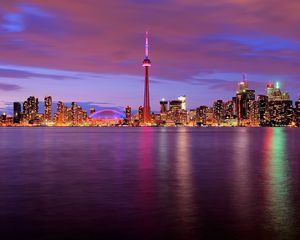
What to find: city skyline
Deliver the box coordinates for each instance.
[1,0,300,114]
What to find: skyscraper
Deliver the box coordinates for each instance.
[125,106,132,123]
[178,96,186,110]
[160,98,168,114]
[213,100,225,125]
[235,74,255,126]
[23,96,38,123]
[295,96,300,126]
[44,96,52,122]
[13,102,21,123]
[267,83,293,126]
[55,101,64,124]
[142,32,151,123]
[138,106,144,122]
[267,83,274,100]
[257,95,268,126]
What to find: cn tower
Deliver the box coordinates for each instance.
[142,32,151,123]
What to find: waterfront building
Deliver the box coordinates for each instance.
[257,95,269,126]
[235,75,255,126]
[160,98,168,114]
[125,106,132,123]
[178,95,187,110]
[295,96,300,126]
[44,96,52,122]
[168,99,187,124]
[23,96,38,123]
[1,113,7,121]
[89,109,124,126]
[54,101,64,124]
[213,100,225,125]
[224,100,234,120]
[196,106,209,126]
[138,106,144,122]
[249,100,260,126]
[267,82,293,126]
[267,83,274,101]
[13,102,21,123]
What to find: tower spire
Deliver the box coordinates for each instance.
[243,73,247,82]
[145,31,149,59]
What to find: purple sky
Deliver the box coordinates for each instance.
[1,0,300,114]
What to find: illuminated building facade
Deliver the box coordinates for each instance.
[125,106,132,123]
[267,82,293,126]
[54,101,64,124]
[44,96,52,122]
[178,95,186,110]
[159,98,168,122]
[196,106,208,126]
[267,83,274,100]
[213,100,225,125]
[257,95,268,126]
[138,106,144,122]
[160,98,168,114]
[23,96,39,123]
[235,75,255,126]
[168,98,187,124]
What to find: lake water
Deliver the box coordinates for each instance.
[0,127,300,239]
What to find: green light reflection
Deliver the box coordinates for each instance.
[268,128,293,237]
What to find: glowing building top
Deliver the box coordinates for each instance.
[178,95,187,110]
[238,73,249,93]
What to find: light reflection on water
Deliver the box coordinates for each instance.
[264,128,294,238]
[0,127,299,239]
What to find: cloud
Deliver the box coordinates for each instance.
[0,82,21,91]
[0,0,298,81]
[0,0,299,106]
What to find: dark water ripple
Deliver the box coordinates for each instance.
[0,127,300,239]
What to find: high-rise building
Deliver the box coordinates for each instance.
[267,83,274,100]
[196,106,209,125]
[168,99,187,124]
[125,106,132,122]
[257,95,269,126]
[13,102,21,123]
[235,74,255,126]
[160,98,168,114]
[142,32,151,123]
[213,100,225,125]
[267,82,293,126]
[224,100,234,119]
[295,96,300,126]
[178,96,186,110]
[44,96,52,122]
[138,106,144,122]
[237,73,249,93]
[54,101,64,124]
[23,96,38,123]
[268,100,293,126]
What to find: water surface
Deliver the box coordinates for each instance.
[0,127,300,239]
